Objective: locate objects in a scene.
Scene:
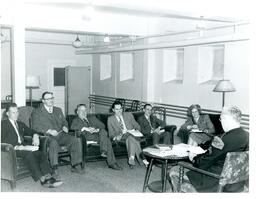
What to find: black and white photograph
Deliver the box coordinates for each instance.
[0,0,254,198]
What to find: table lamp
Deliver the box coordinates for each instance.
[213,79,235,107]
[26,76,40,106]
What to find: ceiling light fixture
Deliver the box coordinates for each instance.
[72,34,83,48]
[104,35,110,43]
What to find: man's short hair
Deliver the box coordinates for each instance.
[111,100,123,109]
[75,104,87,114]
[223,106,242,122]
[6,103,17,112]
[143,103,152,109]
[42,91,53,100]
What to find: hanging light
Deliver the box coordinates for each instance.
[72,34,83,48]
[104,35,110,43]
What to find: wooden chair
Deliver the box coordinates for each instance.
[126,100,140,112]
[177,151,249,192]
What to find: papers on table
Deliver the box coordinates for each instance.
[190,129,203,133]
[87,141,98,144]
[15,145,39,151]
[127,129,143,137]
[143,143,206,158]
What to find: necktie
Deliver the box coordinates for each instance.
[14,121,23,144]
[118,116,124,130]
[83,118,89,126]
[147,117,154,131]
[49,107,53,113]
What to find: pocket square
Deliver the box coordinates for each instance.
[211,136,225,150]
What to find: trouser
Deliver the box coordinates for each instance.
[16,150,52,181]
[48,132,82,167]
[152,130,171,145]
[85,129,117,166]
[124,135,142,161]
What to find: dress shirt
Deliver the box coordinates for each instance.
[44,105,53,113]
[9,119,22,144]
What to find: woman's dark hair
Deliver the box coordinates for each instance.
[187,104,202,117]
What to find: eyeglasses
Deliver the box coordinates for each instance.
[44,97,54,100]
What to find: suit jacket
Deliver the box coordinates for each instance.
[187,127,249,192]
[107,112,141,140]
[137,114,166,136]
[70,115,106,132]
[180,114,215,134]
[31,104,68,134]
[1,119,36,146]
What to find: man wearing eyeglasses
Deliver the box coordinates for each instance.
[31,91,84,178]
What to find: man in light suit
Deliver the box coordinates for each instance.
[31,91,84,176]
[107,101,149,168]
[70,104,122,170]
[1,103,62,188]
[137,104,172,145]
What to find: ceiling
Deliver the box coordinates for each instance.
[0,0,251,48]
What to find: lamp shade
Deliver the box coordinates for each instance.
[26,76,40,88]
[213,79,235,92]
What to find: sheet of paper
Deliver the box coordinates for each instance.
[127,129,143,137]
[87,141,98,144]
[15,145,39,151]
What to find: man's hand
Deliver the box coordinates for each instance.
[62,126,69,133]
[188,152,197,162]
[32,134,40,146]
[153,127,161,135]
[46,129,59,136]
[116,134,122,141]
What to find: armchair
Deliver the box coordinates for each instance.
[177,151,249,192]
[1,136,49,189]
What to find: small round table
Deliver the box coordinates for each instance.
[142,146,188,192]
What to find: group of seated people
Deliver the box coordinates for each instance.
[1,91,249,192]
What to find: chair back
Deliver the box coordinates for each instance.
[219,151,249,189]
[152,106,166,122]
[17,106,34,127]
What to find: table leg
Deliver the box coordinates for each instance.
[142,158,154,192]
[162,160,168,192]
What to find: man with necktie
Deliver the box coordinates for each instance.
[1,103,63,188]
[31,91,84,177]
[137,104,172,145]
[107,101,149,168]
[70,104,122,170]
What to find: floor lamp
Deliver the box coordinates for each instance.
[26,76,40,106]
[213,79,236,107]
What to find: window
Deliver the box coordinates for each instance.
[120,53,134,81]
[100,54,112,80]
[162,48,184,83]
[198,45,224,84]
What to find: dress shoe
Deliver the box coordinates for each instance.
[41,177,63,188]
[71,166,85,174]
[101,151,108,158]
[109,163,122,170]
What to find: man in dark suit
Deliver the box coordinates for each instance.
[107,101,149,168]
[70,104,122,170]
[169,105,249,192]
[31,91,84,176]
[1,103,62,188]
[137,104,172,145]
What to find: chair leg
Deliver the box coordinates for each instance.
[177,166,184,192]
